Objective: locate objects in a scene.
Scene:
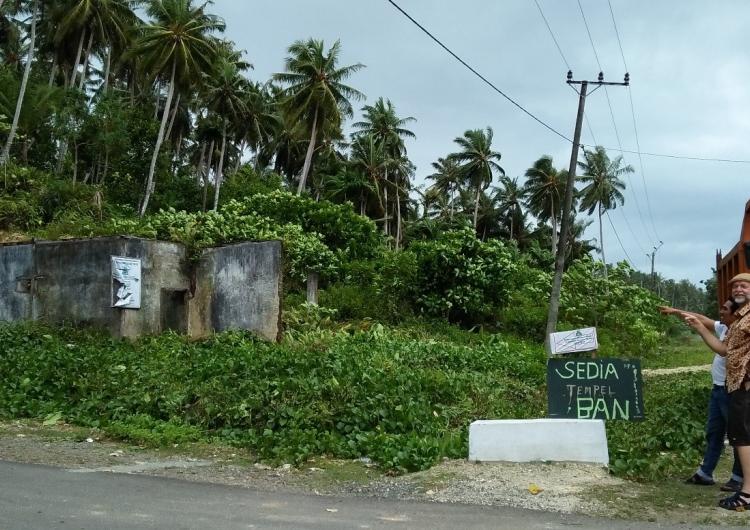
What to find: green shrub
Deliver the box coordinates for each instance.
[0,322,545,473]
[225,190,384,260]
[607,372,707,480]
[405,227,524,325]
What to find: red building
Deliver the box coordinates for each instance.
[716,199,750,305]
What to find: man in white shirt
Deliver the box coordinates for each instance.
[660,300,741,491]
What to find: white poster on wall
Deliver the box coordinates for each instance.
[111,256,141,309]
[549,327,598,355]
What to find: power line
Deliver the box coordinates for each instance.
[607,0,629,71]
[606,210,635,266]
[536,0,647,262]
[533,0,570,70]
[606,0,662,242]
[385,0,572,143]
[598,148,750,164]
[576,0,657,249]
[578,0,651,253]
[388,0,750,166]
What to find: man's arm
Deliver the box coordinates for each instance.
[659,306,715,332]
[684,314,728,356]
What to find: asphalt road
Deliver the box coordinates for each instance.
[0,460,721,529]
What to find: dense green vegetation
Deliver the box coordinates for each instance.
[0,0,717,483]
[0,323,707,479]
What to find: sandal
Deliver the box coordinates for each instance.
[719,491,750,511]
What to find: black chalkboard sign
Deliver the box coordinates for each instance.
[546,358,644,421]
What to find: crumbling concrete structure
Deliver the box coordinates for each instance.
[0,236,281,341]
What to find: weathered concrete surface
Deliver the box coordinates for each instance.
[31,238,187,338]
[0,243,33,322]
[193,241,282,341]
[0,237,281,341]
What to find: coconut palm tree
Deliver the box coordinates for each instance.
[353,97,415,238]
[426,157,461,220]
[53,0,140,91]
[201,55,249,210]
[133,0,224,216]
[524,155,566,256]
[448,127,504,230]
[349,133,387,218]
[353,97,415,152]
[577,146,631,278]
[0,0,36,164]
[495,175,526,241]
[273,38,364,195]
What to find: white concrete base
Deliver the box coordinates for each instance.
[468,419,608,465]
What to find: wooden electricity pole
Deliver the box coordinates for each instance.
[544,71,630,353]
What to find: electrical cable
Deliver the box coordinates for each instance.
[385,0,572,143]
[605,210,635,266]
[606,0,662,241]
[533,0,571,70]
[537,0,648,261]
[577,0,658,246]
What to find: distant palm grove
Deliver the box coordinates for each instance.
[0,0,709,319]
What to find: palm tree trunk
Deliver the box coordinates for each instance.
[203,139,215,211]
[139,59,176,217]
[550,200,558,257]
[0,0,37,164]
[78,31,94,91]
[102,148,110,184]
[473,186,481,229]
[69,30,85,88]
[510,209,514,240]
[196,142,206,185]
[233,140,244,174]
[153,80,161,120]
[48,57,57,87]
[599,204,608,281]
[72,141,78,183]
[165,93,180,142]
[360,190,366,216]
[297,104,318,194]
[102,46,112,92]
[212,121,228,211]
[383,176,389,236]
[396,183,402,250]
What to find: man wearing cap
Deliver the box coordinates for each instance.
[660,299,742,490]
[684,272,750,510]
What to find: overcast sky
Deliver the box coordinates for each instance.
[210,0,749,286]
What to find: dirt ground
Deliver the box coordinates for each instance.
[2,419,750,527]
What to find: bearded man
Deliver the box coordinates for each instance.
[685,273,750,510]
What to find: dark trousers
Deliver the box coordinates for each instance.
[701,384,743,479]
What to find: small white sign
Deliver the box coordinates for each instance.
[111,256,141,309]
[549,327,598,355]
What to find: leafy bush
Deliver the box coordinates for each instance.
[0,322,545,473]
[226,190,384,260]
[404,227,525,324]
[144,207,338,283]
[607,372,707,480]
[560,259,668,356]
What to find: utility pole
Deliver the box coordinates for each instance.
[544,70,630,353]
[647,240,664,290]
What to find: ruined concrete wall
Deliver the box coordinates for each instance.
[118,239,188,338]
[28,237,187,337]
[192,240,281,341]
[1,237,278,341]
[0,243,33,322]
